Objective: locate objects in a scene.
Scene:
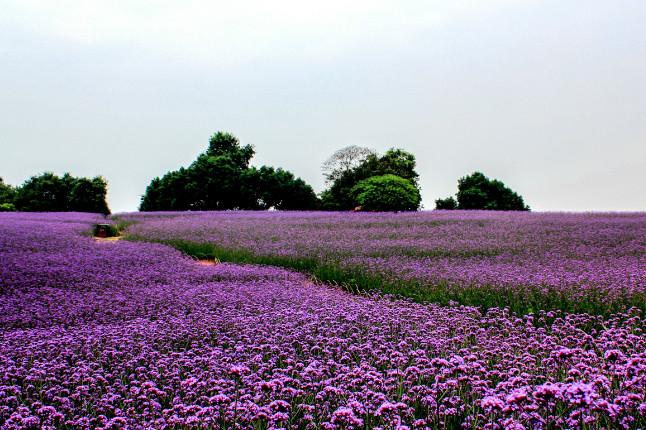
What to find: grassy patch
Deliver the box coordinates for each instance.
[125,235,645,317]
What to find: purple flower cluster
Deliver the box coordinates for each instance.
[1,213,645,428]
[123,211,646,311]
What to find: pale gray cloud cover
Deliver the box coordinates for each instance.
[1,0,645,212]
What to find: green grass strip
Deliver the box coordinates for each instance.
[124,235,645,318]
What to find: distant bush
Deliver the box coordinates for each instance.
[0,203,15,212]
[351,174,421,211]
[435,196,457,210]
[436,171,529,211]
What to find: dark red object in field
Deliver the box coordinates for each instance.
[95,224,110,238]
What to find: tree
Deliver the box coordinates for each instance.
[12,172,110,213]
[70,177,110,214]
[14,172,70,211]
[436,171,529,211]
[242,166,319,210]
[435,196,457,210]
[351,174,421,211]
[321,145,376,183]
[320,147,421,210]
[140,131,318,211]
[0,177,16,206]
[207,131,255,169]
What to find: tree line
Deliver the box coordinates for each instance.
[1,131,529,213]
[0,173,109,213]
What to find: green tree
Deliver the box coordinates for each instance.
[14,172,70,211]
[434,196,457,209]
[351,174,421,211]
[139,178,163,211]
[321,145,376,184]
[436,171,529,211]
[0,177,16,206]
[70,176,110,214]
[207,131,255,169]
[140,132,318,211]
[248,166,318,210]
[321,148,421,210]
[13,172,110,213]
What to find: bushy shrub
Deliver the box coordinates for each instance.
[351,174,421,211]
[435,196,457,210]
[437,172,529,211]
[0,203,16,212]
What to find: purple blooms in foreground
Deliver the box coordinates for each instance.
[0,212,645,429]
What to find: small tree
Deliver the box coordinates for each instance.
[70,176,110,214]
[435,196,457,210]
[321,145,376,183]
[321,147,421,210]
[436,172,529,211]
[0,177,16,206]
[351,174,421,212]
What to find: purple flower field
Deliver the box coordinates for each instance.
[1,212,645,429]
[123,211,646,315]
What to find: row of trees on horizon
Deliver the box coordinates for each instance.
[0,132,529,213]
[0,174,109,214]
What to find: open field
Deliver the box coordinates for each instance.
[1,212,645,429]
[122,211,646,316]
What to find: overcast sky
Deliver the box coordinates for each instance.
[1,0,645,212]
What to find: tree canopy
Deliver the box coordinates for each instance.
[320,147,421,211]
[3,173,110,213]
[321,145,376,184]
[351,174,421,212]
[434,196,457,210]
[140,132,318,211]
[0,178,16,211]
[436,171,529,211]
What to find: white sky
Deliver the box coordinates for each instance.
[1,0,645,212]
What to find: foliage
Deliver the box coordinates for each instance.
[320,148,421,210]
[206,131,255,169]
[243,166,319,210]
[321,145,376,184]
[434,196,457,209]
[351,174,421,211]
[437,171,529,211]
[140,132,318,211]
[0,203,15,212]
[12,172,110,213]
[0,177,16,206]
[70,177,110,214]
